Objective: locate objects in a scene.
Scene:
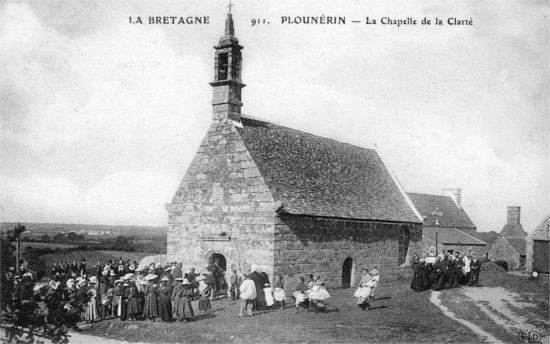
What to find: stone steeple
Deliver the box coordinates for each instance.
[209,10,245,123]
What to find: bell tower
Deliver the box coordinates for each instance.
[210,8,245,123]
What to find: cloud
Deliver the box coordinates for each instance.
[1,172,175,225]
[1,1,548,233]
[1,3,208,225]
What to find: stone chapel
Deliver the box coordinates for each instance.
[165,12,424,288]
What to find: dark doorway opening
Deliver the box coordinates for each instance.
[210,253,227,271]
[342,257,353,288]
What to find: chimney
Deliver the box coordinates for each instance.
[442,188,462,208]
[507,206,521,226]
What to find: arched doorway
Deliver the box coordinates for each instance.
[342,257,353,288]
[209,253,227,271]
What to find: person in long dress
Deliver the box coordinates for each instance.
[306,282,331,313]
[355,269,373,310]
[238,273,257,317]
[250,264,266,311]
[173,278,194,322]
[431,255,446,291]
[158,276,172,322]
[368,266,379,301]
[142,274,158,322]
[292,276,309,314]
[126,282,140,321]
[263,283,274,309]
[112,280,123,318]
[197,275,212,312]
[85,277,99,323]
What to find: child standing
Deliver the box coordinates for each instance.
[126,282,141,321]
[273,275,286,309]
[263,283,274,309]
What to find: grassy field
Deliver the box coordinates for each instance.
[40,250,151,271]
[22,242,80,249]
[83,277,483,343]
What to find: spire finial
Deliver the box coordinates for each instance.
[224,1,235,36]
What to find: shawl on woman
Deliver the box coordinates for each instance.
[239,279,257,300]
[359,274,372,285]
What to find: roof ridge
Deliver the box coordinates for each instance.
[454,228,487,245]
[375,146,424,223]
[240,114,376,152]
[407,192,454,199]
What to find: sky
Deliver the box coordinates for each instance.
[1,0,548,233]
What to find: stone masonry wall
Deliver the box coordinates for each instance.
[166,117,279,275]
[422,235,486,258]
[488,236,521,270]
[273,215,422,290]
[526,215,550,273]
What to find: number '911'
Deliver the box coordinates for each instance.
[251,19,269,26]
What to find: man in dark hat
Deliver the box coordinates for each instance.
[79,259,87,277]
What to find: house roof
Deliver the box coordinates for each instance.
[423,227,486,246]
[527,214,550,240]
[407,193,476,229]
[469,231,501,245]
[505,237,526,256]
[236,116,421,223]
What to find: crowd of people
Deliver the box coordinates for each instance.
[3,250,482,333]
[3,256,325,331]
[409,251,482,292]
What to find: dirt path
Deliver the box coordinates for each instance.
[431,287,549,343]
[1,325,142,344]
[430,291,500,343]
[461,287,549,335]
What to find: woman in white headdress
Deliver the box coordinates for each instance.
[354,269,374,310]
[142,274,158,321]
[85,277,99,322]
[307,280,331,313]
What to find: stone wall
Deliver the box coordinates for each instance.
[488,236,521,270]
[526,214,550,273]
[421,235,485,258]
[273,215,422,289]
[166,117,279,274]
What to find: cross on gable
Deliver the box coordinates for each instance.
[227,0,233,13]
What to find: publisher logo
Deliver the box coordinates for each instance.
[517,331,541,343]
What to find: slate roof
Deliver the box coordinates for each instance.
[423,227,486,246]
[505,237,526,256]
[469,231,500,246]
[407,193,476,229]
[236,116,421,223]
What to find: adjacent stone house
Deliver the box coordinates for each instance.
[408,191,483,255]
[500,206,527,269]
[526,214,550,274]
[421,227,486,257]
[165,12,424,288]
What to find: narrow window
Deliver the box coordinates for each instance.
[218,53,228,80]
[398,226,410,265]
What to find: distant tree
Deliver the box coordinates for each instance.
[53,233,66,243]
[66,232,78,241]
